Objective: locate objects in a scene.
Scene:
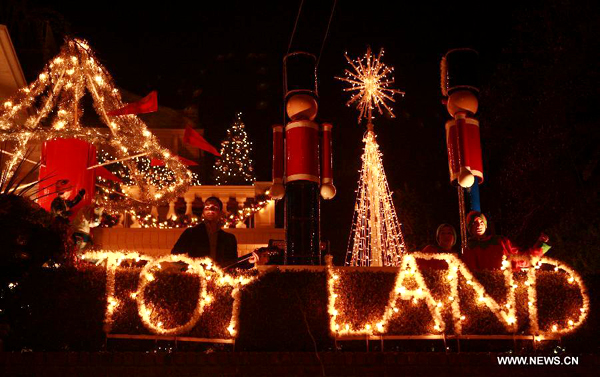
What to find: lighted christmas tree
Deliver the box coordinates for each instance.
[213,113,255,185]
[338,48,407,266]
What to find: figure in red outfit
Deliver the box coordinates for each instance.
[461,211,551,271]
[417,224,458,270]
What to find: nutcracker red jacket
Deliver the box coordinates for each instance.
[171,223,238,268]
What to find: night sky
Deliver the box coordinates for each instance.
[6,0,597,261]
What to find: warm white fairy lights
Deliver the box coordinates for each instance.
[83,251,152,333]
[534,257,590,336]
[327,266,341,334]
[328,253,589,337]
[125,196,273,229]
[457,253,518,331]
[128,210,199,229]
[389,255,446,333]
[136,255,209,335]
[223,196,273,229]
[213,113,255,185]
[95,149,202,218]
[83,251,588,338]
[339,47,407,267]
[346,131,407,266]
[0,38,191,205]
[330,255,444,336]
[337,47,405,123]
[82,251,255,336]
[526,262,540,334]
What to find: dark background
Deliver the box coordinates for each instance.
[2,0,599,271]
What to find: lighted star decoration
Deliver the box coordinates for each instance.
[337,47,404,124]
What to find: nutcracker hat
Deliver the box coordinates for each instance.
[466,211,487,229]
[436,223,457,247]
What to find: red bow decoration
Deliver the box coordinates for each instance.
[183,125,221,157]
[108,91,158,116]
[95,166,123,182]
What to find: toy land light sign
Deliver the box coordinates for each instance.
[84,251,253,338]
[84,251,589,338]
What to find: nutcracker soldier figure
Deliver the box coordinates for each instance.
[271,52,336,265]
[441,48,484,250]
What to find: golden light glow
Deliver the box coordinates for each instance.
[328,253,589,337]
[213,113,255,185]
[83,250,256,336]
[0,38,191,206]
[86,251,588,339]
[346,131,407,266]
[124,196,273,229]
[337,47,404,123]
[94,149,202,217]
[136,255,208,334]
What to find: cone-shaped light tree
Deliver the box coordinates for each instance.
[213,113,255,185]
[337,47,407,266]
[0,38,191,206]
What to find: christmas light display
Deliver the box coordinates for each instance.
[339,47,407,267]
[82,251,255,336]
[0,38,191,205]
[97,146,202,188]
[94,149,146,218]
[213,113,255,185]
[83,251,587,339]
[337,47,404,123]
[127,210,199,229]
[346,131,407,266]
[94,149,202,219]
[124,196,273,229]
[223,196,273,229]
[328,253,589,337]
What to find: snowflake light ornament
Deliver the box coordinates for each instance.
[337,47,404,124]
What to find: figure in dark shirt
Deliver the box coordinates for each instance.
[171,197,238,268]
[50,179,85,220]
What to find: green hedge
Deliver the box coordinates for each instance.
[2,266,594,352]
